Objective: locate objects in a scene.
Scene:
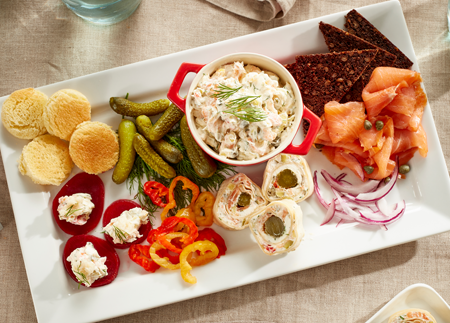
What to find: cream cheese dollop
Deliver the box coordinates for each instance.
[103,207,148,244]
[66,241,108,287]
[58,193,95,225]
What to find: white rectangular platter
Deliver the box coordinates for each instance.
[1,1,450,322]
[367,283,450,322]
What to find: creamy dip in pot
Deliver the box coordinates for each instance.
[190,61,296,161]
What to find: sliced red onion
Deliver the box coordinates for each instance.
[355,163,399,202]
[321,170,379,196]
[313,171,330,209]
[315,164,405,229]
[359,200,406,224]
[321,198,335,226]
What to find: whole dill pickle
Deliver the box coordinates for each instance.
[136,115,183,164]
[148,104,184,141]
[112,119,136,184]
[180,116,217,178]
[133,133,176,179]
[109,97,170,117]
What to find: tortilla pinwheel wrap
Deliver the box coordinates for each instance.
[262,154,314,203]
[213,173,268,230]
[388,309,437,323]
[249,199,304,256]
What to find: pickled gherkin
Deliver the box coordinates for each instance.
[136,115,183,164]
[112,119,136,184]
[237,193,251,207]
[264,215,285,238]
[133,133,176,179]
[148,104,185,141]
[109,97,170,117]
[180,116,217,178]
[276,169,298,189]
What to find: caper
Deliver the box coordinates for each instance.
[237,192,251,207]
[264,216,285,238]
[399,165,410,174]
[315,144,324,149]
[375,120,384,131]
[384,177,391,184]
[276,169,298,189]
[363,165,374,174]
[364,120,372,130]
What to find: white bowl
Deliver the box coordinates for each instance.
[167,52,321,166]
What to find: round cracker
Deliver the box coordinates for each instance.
[69,121,119,174]
[18,134,74,185]
[44,89,91,141]
[1,88,48,139]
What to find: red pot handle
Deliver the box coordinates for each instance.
[167,62,206,113]
[283,105,322,155]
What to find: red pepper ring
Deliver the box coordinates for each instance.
[128,244,161,273]
[144,181,169,207]
[157,217,198,253]
[195,228,227,258]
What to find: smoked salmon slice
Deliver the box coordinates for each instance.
[362,67,422,118]
[324,101,366,143]
[391,124,428,157]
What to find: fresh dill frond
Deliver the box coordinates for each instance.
[223,104,267,122]
[64,205,81,218]
[220,94,266,122]
[112,225,128,243]
[74,264,90,289]
[211,83,242,100]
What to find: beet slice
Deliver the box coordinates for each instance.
[52,173,105,235]
[102,199,151,249]
[63,234,120,288]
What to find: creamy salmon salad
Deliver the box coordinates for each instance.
[190,61,296,161]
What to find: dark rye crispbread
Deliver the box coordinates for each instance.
[344,9,413,69]
[319,21,397,102]
[289,49,377,132]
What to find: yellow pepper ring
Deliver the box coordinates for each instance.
[179,241,219,284]
[193,192,215,227]
[150,232,188,270]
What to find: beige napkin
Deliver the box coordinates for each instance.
[206,0,296,21]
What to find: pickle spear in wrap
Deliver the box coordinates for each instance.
[388,309,437,323]
[249,199,304,256]
[213,173,268,230]
[262,154,313,203]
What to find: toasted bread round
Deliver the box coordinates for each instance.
[18,134,74,185]
[1,88,48,139]
[69,121,119,174]
[44,89,91,141]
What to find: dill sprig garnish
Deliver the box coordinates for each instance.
[112,225,128,243]
[64,205,81,218]
[211,83,267,122]
[211,83,242,100]
[126,122,236,218]
[74,264,90,289]
[223,103,267,122]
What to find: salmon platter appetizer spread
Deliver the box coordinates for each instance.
[2,2,449,322]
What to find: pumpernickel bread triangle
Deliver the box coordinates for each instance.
[319,21,397,102]
[344,9,413,69]
[288,49,377,132]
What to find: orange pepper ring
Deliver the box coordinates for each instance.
[160,176,200,221]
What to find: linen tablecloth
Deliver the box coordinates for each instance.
[1,0,449,322]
